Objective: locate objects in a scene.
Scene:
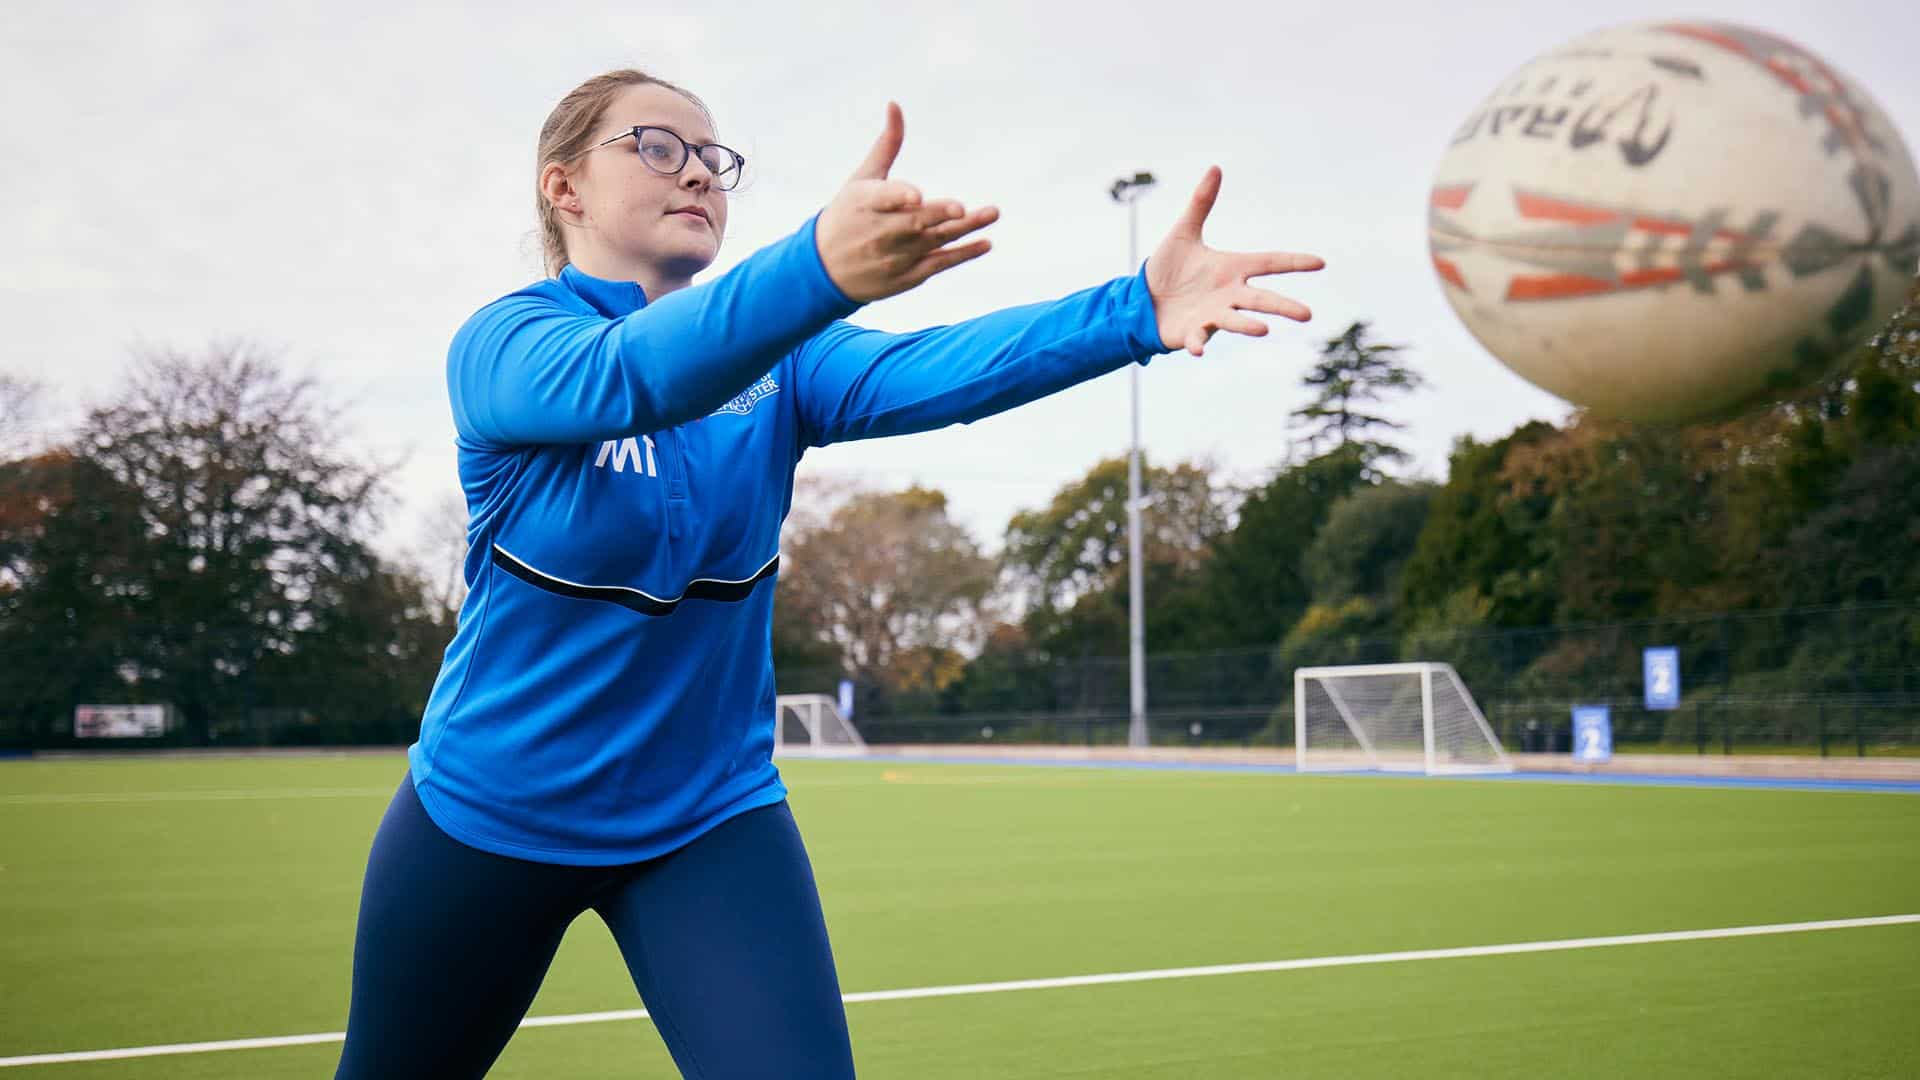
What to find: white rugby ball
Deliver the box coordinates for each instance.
[1429,21,1920,424]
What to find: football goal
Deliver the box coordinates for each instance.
[1294,662,1511,774]
[773,694,868,757]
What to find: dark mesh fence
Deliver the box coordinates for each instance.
[783,603,1920,757]
[5,603,1916,756]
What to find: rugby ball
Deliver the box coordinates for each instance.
[1429,21,1920,424]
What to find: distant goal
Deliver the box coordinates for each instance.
[1294,663,1511,774]
[773,694,868,757]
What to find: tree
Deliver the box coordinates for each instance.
[1185,446,1370,649]
[1530,420,1724,622]
[410,492,471,623]
[0,373,48,458]
[1288,320,1426,472]
[1003,456,1225,612]
[1768,439,1920,696]
[254,560,453,743]
[0,451,150,741]
[939,620,1053,716]
[1778,441,1920,608]
[772,474,862,681]
[1000,455,1227,656]
[1301,480,1436,605]
[1852,277,1920,447]
[1274,597,1396,673]
[779,483,995,692]
[1397,424,1561,630]
[75,343,392,740]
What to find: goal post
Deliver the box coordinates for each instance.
[773,694,868,757]
[1294,662,1511,774]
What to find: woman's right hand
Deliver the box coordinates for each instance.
[815,103,999,303]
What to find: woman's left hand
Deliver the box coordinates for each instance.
[1145,167,1324,357]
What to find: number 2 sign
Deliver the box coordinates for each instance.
[1572,705,1612,763]
[1643,646,1680,711]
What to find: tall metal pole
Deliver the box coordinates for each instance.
[1109,172,1155,749]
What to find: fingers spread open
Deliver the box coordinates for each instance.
[867,180,925,213]
[907,198,967,232]
[851,102,905,183]
[907,237,992,287]
[1220,312,1269,338]
[919,205,999,247]
[1236,286,1312,322]
[1245,251,1325,277]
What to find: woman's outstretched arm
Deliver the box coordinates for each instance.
[792,167,1323,447]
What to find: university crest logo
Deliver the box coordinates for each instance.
[711,373,780,417]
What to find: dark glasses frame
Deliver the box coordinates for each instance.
[576,126,745,191]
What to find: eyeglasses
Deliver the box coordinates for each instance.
[580,126,745,191]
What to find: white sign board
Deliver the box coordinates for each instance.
[74,705,170,739]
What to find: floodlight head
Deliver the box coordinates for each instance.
[1108,171,1157,202]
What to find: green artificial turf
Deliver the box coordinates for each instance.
[2,754,1915,1077]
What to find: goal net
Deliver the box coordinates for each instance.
[773,694,868,757]
[1294,663,1511,774]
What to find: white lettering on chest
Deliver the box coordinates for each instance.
[593,434,658,477]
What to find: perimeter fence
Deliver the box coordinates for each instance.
[786,603,1920,757]
[4,603,1917,757]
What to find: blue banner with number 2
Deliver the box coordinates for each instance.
[1644,646,1680,711]
[1572,705,1612,763]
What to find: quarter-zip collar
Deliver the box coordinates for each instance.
[558,263,649,318]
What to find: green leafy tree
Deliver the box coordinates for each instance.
[1301,481,1436,605]
[1543,422,1723,622]
[254,559,454,743]
[1003,456,1224,612]
[1273,598,1396,673]
[937,621,1052,716]
[1779,441,1920,607]
[1763,440,1920,694]
[1849,278,1920,447]
[1001,456,1226,656]
[1397,424,1560,630]
[1185,446,1370,649]
[1289,320,1426,473]
[0,451,149,741]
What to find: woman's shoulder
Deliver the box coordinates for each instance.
[450,277,598,355]
[465,277,592,327]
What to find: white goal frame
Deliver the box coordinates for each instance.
[1294,662,1512,775]
[773,693,868,757]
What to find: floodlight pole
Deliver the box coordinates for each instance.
[1109,171,1156,749]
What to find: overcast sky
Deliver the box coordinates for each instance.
[4,0,1915,556]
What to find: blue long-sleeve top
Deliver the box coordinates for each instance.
[410,214,1166,863]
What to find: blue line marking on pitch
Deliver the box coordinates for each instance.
[857,752,1920,794]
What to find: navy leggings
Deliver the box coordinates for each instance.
[334,779,854,1079]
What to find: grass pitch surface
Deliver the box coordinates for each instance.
[2,753,1916,1077]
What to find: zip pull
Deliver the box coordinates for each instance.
[661,429,689,501]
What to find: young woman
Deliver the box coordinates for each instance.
[335,69,1322,1079]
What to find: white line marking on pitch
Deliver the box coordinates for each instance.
[3,913,1915,1068]
[0,787,392,806]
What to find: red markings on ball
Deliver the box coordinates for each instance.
[1516,192,1618,226]
[1506,274,1615,301]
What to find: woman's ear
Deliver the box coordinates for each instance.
[540,162,582,216]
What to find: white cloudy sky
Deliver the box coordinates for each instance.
[4,0,1915,555]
